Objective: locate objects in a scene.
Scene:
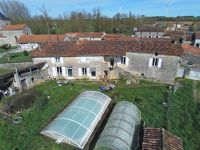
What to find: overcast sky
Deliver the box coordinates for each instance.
[18,0,200,17]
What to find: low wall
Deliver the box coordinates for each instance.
[0,62,33,69]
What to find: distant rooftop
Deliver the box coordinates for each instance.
[3,24,26,31]
[18,34,65,43]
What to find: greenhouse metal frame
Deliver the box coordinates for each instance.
[41,91,111,149]
[95,101,141,150]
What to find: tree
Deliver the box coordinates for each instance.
[0,0,31,23]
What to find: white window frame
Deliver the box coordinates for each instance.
[121,56,126,64]
[149,58,162,68]
[55,57,61,63]
[66,67,73,77]
[82,68,87,76]
[56,67,62,75]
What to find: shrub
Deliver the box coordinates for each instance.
[23,51,29,56]
[0,44,11,50]
[2,89,41,114]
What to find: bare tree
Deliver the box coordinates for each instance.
[40,6,51,35]
[0,0,31,23]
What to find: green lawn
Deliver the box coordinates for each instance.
[0,79,199,150]
[0,51,32,63]
[0,46,18,53]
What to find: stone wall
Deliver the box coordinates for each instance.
[127,52,180,84]
[0,62,33,69]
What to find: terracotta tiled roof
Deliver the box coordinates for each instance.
[142,128,162,150]
[182,44,200,56]
[142,128,183,150]
[163,129,183,150]
[18,34,65,43]
[77,32,105,38]
[137,27,164,32]
[31,40,184,57]
[164,30,186,37]
[3,24,26,31]
[103,34,136,41]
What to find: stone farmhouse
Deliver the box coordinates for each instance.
[18,34,65,51]
[0,12,10,31]
[31,40,183,85]
[0,24,32,46]
[194,32,200,48]
[134,27,165,38]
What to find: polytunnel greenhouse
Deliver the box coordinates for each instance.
[41,91,111,149]
[95,101,141,150]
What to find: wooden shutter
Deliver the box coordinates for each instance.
[78,68,82,76]
[62,67,66,76]
[51,57,55,63]
[87,68,91,77]
[52,67,57,76]
[158,58,162,68]
[149,58,153,67]
[60,57,64,63]
[126,57,130,66]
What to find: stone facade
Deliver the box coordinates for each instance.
[127,52,180,84]
[32,55,129,80]
[1,26,32,46]
[135,32,164,38]
[32,52,180,84]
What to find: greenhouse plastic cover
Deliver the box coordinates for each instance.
[41,91,111,149]
[95,101,141,150]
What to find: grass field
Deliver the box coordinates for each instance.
[0,51,32,63]
[0,46,18,53]
[0,68,14,76]
[0,79,199,150]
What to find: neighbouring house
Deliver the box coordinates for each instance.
[0,24,32,46]
[164,30,186,43]
[183,34,192,45]
[142,128,183,150]
[194,32,200,48]
[0,62,48,99]
[177,44,200,81]
[65,32,105,41]
[0,12,10,31]
[134,27,164,38]
[18,34,65,51]
[31,40,183,84]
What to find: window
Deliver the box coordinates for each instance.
[91,71,96,77]
[82,68,87,75]
[121,56,126,64]
[152,58,159,66]
[67,67,73,77]
[55,57,60,62]
[57,67,62,75]
[149,58,162,68]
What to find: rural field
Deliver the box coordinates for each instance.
[0,79,199,150]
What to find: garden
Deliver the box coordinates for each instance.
[0,79,199,150]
